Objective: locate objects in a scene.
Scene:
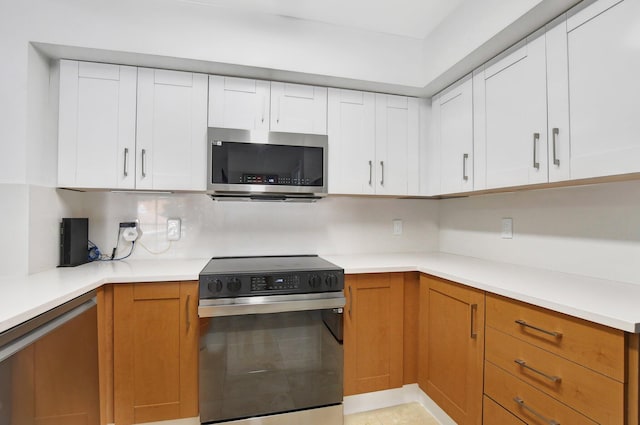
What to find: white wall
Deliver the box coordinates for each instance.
[439,180,640,285]
[56,192,439,262]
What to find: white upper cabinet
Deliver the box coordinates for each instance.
[327,88,376,195]
[433,75,474,195]
[58,60,137,189]
[136,68,208,191]
[474,31,549,190]
[375,94,419,196]
[208,76,270,131]
[564,0,640,179]
[270,82,328,135]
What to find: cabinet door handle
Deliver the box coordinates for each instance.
[532,132,540,169]
[470,303,478,339]
[462,153,469,181]
[141,149,147,178]
[186,294,191,332]
[552,127,560,166]
[514,359,562,383]
[368,160,373,186]
[348,286,353,318]
[261,95,266,124]
[515,319,562,338]
[513,397,560,425]
[123,148,129,177]
[380,161,384,186]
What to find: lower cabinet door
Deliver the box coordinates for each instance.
[113,281,198,424]
[344,273,404,395]
[418,274,484,425]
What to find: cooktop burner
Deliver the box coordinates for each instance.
[199,255,344,299]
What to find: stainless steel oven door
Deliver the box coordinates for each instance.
[198,293,345,425]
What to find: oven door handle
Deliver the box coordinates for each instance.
[198,294,346,317]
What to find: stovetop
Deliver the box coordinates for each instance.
[199,255,344,299]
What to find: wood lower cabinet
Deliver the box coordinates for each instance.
[11,305,100,425]
[418,274,484,425]
[344,273,404,395]
[113,281,198,424]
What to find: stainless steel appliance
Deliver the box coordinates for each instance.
[198,255,345,425]
[206,128,328,201]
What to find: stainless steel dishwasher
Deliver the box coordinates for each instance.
[0,292,99,425]
[198,255,345,425]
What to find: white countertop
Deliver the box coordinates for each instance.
[2,252,640,334]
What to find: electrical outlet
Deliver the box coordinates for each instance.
[393,219,403,235]
[501,218,513,239]
[167,218,181,241]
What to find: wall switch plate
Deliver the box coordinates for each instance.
[167,218,181,241]
[393,219,403,235]
[501,218,513,239]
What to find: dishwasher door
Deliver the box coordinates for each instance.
[0,293,99,425]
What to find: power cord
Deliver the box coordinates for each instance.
[88,239,135,262]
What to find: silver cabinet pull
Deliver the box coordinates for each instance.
[470,304,478,339]
[515,319,563,338]
[141,148,147,178]
[514,359,562,383]
[513,397,560,425]
[123,148,129,177]
[380,161,384,186]
[348,286,353,318]
[462,153,469,181]
[185,294,191,332]
[532,132,540,169]
[368,160,373,186]
[552,127,560,166]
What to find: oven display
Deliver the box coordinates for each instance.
[251,275,300,291]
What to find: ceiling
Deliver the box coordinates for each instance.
[178,0,467,39]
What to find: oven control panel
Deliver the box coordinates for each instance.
[199,270,344,299]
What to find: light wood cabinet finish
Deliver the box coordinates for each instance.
[486,293,625,381]
[403,272,419,385]
[486,326,623,424]
[11,306,100,425]
[113,281,198,424]
[418,274,484,425]
[483,395,526,425]
[485,362,597,425]
[344,273,404,395]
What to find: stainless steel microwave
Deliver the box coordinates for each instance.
[207,127,328,200]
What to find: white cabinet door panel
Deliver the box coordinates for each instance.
[136,68,207,191]
[208,76,270,130]
[327,88,376,194]
[271,82,327,135]
[58,60,137,189]
[567,0,640,179]
[437,75,474,195]
[483,32,548,189]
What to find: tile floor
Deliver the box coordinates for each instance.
[344,402,441,425]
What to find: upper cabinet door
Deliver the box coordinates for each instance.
[208,76,270,131]
[327,88,376,195]
[477,32,548,189]
[375,94,419,196]
[270,82,328,135]
[436,75,474,195]
[58,60,137,189]
[136,68,208,191]
[565,0,640,179]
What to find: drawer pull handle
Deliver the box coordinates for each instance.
[514,359,562,383]
[513,397,560,425]
[515,319,563,338]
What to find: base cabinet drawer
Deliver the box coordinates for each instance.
[485,362,597,425]
[483,395,525,425]
[486,326,623,424]
[486,293,625,380]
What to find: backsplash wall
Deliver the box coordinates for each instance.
[439,180,640,285]
[54,191,440,263]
